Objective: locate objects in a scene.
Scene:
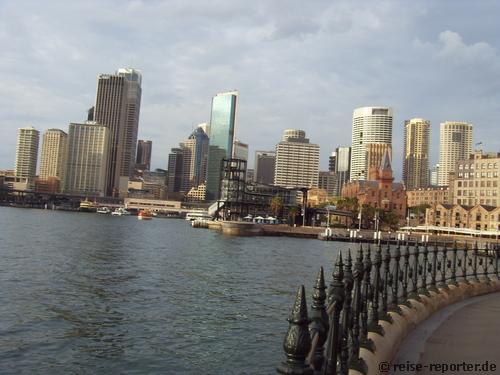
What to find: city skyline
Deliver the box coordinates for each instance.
[1,1,500,178]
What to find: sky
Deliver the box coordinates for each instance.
[1,0,500,179]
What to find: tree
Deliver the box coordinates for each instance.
[288,206,299,226]
[380,210,400,230]
[270,196,283,218]
[336,197,360,228]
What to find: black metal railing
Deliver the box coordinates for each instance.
[276,241,500,375]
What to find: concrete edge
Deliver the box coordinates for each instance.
[348,279,500,375]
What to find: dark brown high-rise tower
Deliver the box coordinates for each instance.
[94,68,142,196]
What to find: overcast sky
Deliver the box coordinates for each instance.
[1,0,500,178]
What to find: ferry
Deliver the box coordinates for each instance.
[185,210,212,221]
[138,210,153,220]
[79,199,97,212]
[96,207,111,214]
[111,207,131,216]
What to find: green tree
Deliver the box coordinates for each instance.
[288,206,299,226]
[270,196,283,218]
[380,210,400,230]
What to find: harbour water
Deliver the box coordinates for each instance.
[0,207,353,374]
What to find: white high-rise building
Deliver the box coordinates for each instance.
[39,129,68,186]
[274,129,319,189]
[350,106,393,181]
[15,126,40,181]
[65,121,109,196]
[437,121,473,187]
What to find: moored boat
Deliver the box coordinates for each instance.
[185,210,212,221]
[138,209,153,220]
[79,199,97,212]
[111,207,131,216]
[96,206,111,214]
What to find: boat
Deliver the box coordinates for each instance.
[79,199,97,212]
[96,207,111,214]
[185,210,212,221]
[111,207,131,216]
[138,209,153,220]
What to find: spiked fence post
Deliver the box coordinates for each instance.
[450,241,458,286]
[460,243,469,284]
[368,244,384,336]
[389,241,402,314]
[440,244,449,289]
[409,242,421,302]
[277,286,313,375]
[324,254,345,375]
[483,243,491,282]
[473,242,479,282]
[419,242,431,297]
[402,243,411,305]
[348,246,367,374]
[360,246,375,351]
[309,267,328,373]
[339,250,354,375]
[429,242,439,293]
[379,242,392,322]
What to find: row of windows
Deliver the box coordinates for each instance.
[459,162,499,170]
[458,180,498,187]
[457,171,499,178]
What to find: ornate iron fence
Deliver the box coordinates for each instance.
[276,241,500,375]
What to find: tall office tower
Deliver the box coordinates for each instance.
[334,146,351,196]
[167,147,184,194]
[366,143,393,180]
[430,164,440,186]
[65,122,109,196]
[205,91,238,201]
[274,129,320,188]
[87,106,94,121]
[403,118,430,190]
[39,129,67,190]
[437,121,473,186]
[198,122,210,137]
[180,126,210,191]
[15,126,40,181]
[329,152,336,172]
[350,106,393,181]
[94,68,142,196]
[233,140,248,161]
[254,151,276,185]
[318,171,337,196]
[136,140,152,170]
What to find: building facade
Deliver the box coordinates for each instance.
[366,143,392,181]
[425,203,500,231]
[136,140,152,170]
[334,146,351,196]
[453,151,500,207]
[406,187,449,208]
[94,68,142,196]
[318,171,337,197]
[15,126,40,183]
[233,140,248,161]
[39,128,67,192]
[350,106,393,181]
[205,91,238,201]
[403,118,430,190]
[274,129,320,189]
[65,122,109,196]
[437,121,473,187]
[254,151,276,185]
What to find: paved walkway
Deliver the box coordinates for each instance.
[391,291,500,375]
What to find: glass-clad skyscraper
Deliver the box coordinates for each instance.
[205,91,238,201]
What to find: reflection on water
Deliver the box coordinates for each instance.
[0,207,352,374]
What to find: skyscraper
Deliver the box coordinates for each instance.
[274,129,320,189]
[94,68,142,196]
[350,106,393,181]
[205,91,238,201]
[136,140,152,170]
[65,122,109,196]
[329,152,336,172]
[39,129,68,191]
[334,146,351,196]
[437,121,473,186]
[403,118,430,190]
[233,140,248,161]
[254,151,276,185]
[15,126,39,181]
[167,147,184,194]
[181,126,210,191]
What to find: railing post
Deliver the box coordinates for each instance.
[339,250,354,375]
[450,241,458,286]
[419,242,431,297]
[277,285,313,375]
[483,243,491,282]
[309,267,328,373]
[360,246,375,351]
[473,242,479,282]
[440,244,449,289]
[389,241,403,314]
[324,254,345,375]
[460,243,469,284]
[348,246,367,374]
[429,242,439,293]
[380,242,393,322]
[496,244,499,279]
[402,243,411,305]
[409,242,421,302]
[368,244,384,335]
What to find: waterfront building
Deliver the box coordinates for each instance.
[233,140,248,161]
[425,203,500,231]
[167,147,184,194]
[333,146,351,196]
[406,187,449,208]
[65,121,109,196]
[318,171,337,197]
[307,188,328,207]
[342,149,406,218]
[186,182,206,202]
[205,91,238,201]
[274,129,320,189]
[430,164,440,186]
[39,129,67,192]
[437,121,473,187]
[254,151,276,185]
[136,140,152,170]
[403,118,430,190]
[350,106,393,181]
[15,126,40,184]
[366,143,392,181]
[187,126,209,188]
[453,151,500,207]
[94,68,142,196]
[124,197,181,212]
